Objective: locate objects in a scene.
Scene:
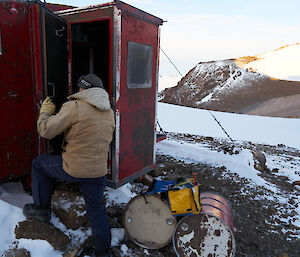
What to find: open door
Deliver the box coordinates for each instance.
[40,5,68,154]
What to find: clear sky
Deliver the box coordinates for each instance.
[47,0,300,75]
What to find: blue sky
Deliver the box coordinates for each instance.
[48,0,300,75]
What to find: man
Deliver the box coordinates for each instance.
[23,74,115,257]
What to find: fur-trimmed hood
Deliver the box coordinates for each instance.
[68,88,111,111]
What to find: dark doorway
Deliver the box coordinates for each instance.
[71,20,110,93]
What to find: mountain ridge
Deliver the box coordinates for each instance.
[159,43,300,118]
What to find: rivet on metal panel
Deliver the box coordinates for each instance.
[181,223,189,231]
[166,218,175,225]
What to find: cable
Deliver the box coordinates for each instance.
[160,48,184,77]
[208,111,234,143]
[160,47,235,143]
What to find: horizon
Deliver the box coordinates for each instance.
[47,0,300,76]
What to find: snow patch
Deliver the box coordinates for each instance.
[111,228,125,247]
[158,102,300,149]
[105,183,136,206]
[244,43,300,81]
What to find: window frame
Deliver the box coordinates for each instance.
[127,41,153,89]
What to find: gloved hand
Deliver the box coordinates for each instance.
[40,97,56,115]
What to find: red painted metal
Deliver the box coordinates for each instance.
[0,0,163,188]
[46,3,74,12]
[0,1,37,180]
[118,12,158,182]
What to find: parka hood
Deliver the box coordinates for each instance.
[68,88,111,111]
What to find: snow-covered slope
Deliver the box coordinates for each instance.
[243,43,300,81]
[160,43,300,118]
[158,102,300,149]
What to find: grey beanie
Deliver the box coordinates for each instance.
[77,74,104,89]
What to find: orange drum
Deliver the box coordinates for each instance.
[200,191,234,231]
[173,192,236,257]
[123,194,177,249]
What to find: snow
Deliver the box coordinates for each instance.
[18,240,62,257]
[158,74,181,92]
[244,43,300,81]
[157,137,300,237]
[158,102,300,149]
[111,228,125,247]
[157,102,300,238]
[105,183,136,206]
[157,140,268,187]
[0,200,25,253]
[0,182,136,256]
[1,102,300,255]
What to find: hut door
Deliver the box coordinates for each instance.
[40,7,68,154]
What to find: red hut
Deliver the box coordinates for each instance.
[0,0,163,188]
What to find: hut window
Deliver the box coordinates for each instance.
[127,41,152,88]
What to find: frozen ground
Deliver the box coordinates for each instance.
[0,103,299,256]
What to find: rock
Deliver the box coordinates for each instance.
[292,180,300,186]
[2,248,31,257]
[62,249,78,257]
[111,247,122,257]
[15,220,71,251]
[252,150,266,166]
[278,253,289,257]
[51,190,88,230]
[254,163,265,172]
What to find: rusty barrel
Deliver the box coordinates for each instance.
[173,191,236,257]
[123,194,177,249]
[200,191,234,231]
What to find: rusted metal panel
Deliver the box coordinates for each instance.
[0,0,163,189]
[118,12,158,181]
[200,191,234,231]
[112,6,122,184]
[58,6,114,93]
[0,1,37,180]
[173,192,236,257]
[57,4,114,24]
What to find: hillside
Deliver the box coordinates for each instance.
[159,43,300,118]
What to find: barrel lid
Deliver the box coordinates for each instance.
[173,213,236,257]
[123,194,176,249]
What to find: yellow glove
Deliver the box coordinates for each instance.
[40,97,56,115]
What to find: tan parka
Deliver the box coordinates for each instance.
[37,88,115,178]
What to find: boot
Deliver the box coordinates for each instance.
[95,249,113,257]
[93,235,112,257]
[23,203,51,222]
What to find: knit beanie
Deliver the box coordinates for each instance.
[77,74,104,89]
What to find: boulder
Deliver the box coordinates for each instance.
[15,220,70,251]
[2,248,31,257]
[51,190,88,230]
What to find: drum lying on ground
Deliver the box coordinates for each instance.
[173,192,236,257]
[123,194,177,249]
[200,191,234,231]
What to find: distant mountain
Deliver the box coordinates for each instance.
[159,43,300,118]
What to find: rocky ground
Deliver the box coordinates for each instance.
[4,134,300,257]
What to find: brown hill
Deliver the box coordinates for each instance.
[159,59,300,118]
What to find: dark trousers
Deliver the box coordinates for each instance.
[31,154,111,248]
